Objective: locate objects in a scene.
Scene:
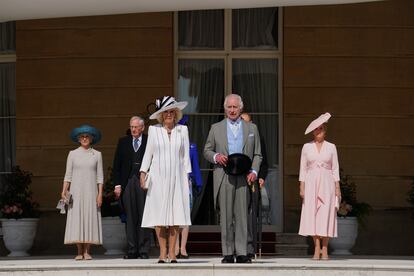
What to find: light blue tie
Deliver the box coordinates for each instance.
[133,138,139,152]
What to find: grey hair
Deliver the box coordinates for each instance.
[130,116,145,126]
[156,108,183,124]
[223,94,244,111]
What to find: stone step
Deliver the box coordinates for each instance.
[275,233,307,244]
[274,244,309,256]
[185,232,309,256]
[1,257,413,276]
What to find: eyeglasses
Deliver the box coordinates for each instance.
[79,135,91,139]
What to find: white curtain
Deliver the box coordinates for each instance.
[232,7,278,49]
[178,10,224,50]
[232,58,278,167]
[178,59,225,169]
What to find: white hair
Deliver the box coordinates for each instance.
[130,116,145,126]
[223,94,244,111]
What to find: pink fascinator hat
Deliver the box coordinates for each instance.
[304,112,331,135]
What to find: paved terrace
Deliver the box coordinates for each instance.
[0,256,413,276]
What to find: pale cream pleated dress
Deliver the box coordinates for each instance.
[63,147,103,244]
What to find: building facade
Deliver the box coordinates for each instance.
[0,0,413,255]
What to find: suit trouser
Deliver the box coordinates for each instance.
[218,175,249,256]
[122,175,151,255]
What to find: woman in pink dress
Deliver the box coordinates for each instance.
[298,113,341,260]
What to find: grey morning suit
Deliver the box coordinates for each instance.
[204,118,262,256]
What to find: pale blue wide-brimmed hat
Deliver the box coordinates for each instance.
[70,124,102,145]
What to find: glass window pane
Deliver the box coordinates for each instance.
[0,22,16,53]
[232,8,278,50]
[178,59,225,113]
[185,114,223,226]
[0,63,16,188]
[178,10,224,50]
[186,115,222,169]
[249,114,278,168]
[232,58,278,113]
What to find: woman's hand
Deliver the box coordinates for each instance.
[96,194,103,208]
[335,184,341,202]
[61,191,67,200]
[299,182,305,200]
[140,172,147,189]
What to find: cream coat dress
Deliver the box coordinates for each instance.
[63,147,103,244]
[140,124,192,228]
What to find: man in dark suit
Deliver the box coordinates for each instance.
[113,116,151,259]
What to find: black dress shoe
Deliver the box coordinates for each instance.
[180,254,189,259]
[124,254,138,259]
[247,253,255,259]
[221,255,235,263]
[140,253,149,259]
[236,255,252,263]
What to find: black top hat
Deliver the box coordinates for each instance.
[224,153,252,176]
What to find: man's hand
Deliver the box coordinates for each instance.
[114,186,121,199]
[246,172,257,183]
[258,178,265,188]
[215,153,228,166]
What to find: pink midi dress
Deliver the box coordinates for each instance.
[298,140,340,238]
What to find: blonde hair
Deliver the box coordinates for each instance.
[156,108,183,124]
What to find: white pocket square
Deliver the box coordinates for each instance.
[248,133,254,137]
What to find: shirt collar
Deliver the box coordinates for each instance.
[227,118,242,125]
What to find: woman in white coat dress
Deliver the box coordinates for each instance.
[140,96,192,263]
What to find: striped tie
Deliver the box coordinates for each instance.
[133,138,139,152]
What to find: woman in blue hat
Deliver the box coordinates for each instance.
[61,125,104,260]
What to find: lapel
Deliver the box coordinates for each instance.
[140,134,147,152]
[220,119,228,154]
[242,120,249,150]
[126,135,134,161]
[135,134,147,156]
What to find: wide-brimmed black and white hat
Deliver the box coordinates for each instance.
[149,96,188,120]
